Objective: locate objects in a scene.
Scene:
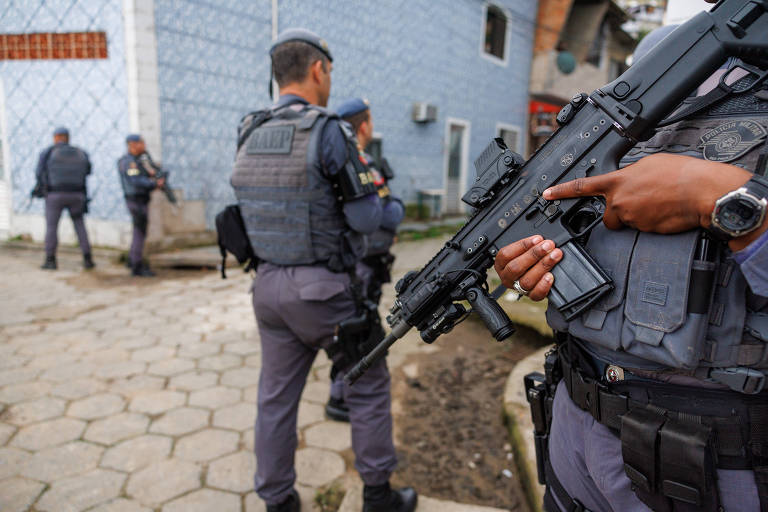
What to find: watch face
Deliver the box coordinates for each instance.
[717,196,760,233]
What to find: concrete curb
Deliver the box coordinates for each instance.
[503,345,553,512]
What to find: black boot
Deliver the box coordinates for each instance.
[83,253,95,270]
[325,396,350,422]
[267,489,300,512]
[41,256,57,270]
[131,263,156,277]
[363,483,417,512]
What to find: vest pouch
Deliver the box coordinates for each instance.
[704,260,750,368]
[561,225,638,351]
[621,231,710,369]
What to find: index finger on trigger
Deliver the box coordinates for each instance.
[494,235,544,273]
[543,173,612,200]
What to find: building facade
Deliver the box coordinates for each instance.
[0,0,537,249]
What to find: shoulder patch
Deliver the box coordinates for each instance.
[700,120,768,163]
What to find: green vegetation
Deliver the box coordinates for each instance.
[398,222,465,241]
[314,483,346,512]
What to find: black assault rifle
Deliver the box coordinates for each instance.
[346,0,768,384]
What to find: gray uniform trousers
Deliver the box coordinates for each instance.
[125,199,148,265]
[548,381,760,511]
[252,263,397,505]
[45,191,91,257]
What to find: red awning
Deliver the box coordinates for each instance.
[529,100,562,114]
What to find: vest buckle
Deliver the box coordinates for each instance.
[710,367,766,394]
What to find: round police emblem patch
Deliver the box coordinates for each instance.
[700,120,767,163]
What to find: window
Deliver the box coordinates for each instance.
[496,123,522,153]
[586,20,608,68]
[483,4,507,62]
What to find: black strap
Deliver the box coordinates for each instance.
[236,110,272,151]
[749,405,768,511]
[543,459,593,512]
[757,136,768,177]
[657,82,734,127]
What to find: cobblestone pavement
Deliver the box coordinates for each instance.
[0,243,508,512]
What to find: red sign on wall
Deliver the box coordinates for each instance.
[0,32,108,60]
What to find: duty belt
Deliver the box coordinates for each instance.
[560,346,766,471]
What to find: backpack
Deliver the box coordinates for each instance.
[215,204,257,278]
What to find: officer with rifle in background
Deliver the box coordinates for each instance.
[497,14,768,512]
[325,97,405,423]
[230,29,416,512]
[117,133,166,277]
[35,126,95,270]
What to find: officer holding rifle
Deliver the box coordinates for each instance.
[497,17,768,512]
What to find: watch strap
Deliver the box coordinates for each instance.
[745,174,768,200]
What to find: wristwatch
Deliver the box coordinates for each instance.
[709,175,768,240]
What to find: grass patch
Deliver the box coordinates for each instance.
[398,222,465,241]
[314,482,346,512]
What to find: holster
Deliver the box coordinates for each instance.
[525,349,562,485]
[326,300,385,373]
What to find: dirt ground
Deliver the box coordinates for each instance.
[390,318,550,512]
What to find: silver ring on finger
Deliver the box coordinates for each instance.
[512,280,530,297]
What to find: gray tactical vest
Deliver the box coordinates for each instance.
[231,103,352,269]
[47,144,89,192]
[546,85,768,386]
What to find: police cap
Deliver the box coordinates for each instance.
[336,98,370,119]
[53,126,69,136]
[125,133,143,143]
[270,28,333,62]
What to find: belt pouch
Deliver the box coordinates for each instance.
[658,418,719,509]
[621,407,667,494]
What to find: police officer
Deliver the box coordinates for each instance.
[117,134,164,277]
[230,29,417,512]
[325,98,406,423]
[496,23,768,512]
[35,126,94,270]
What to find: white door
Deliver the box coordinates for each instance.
[444,118,470,215]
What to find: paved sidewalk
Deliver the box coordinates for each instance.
[0,239,509,512]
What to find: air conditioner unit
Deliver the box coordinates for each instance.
[412,102,437,123]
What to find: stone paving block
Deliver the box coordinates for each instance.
[129,390,187,415]
[101,434,173,472]
[94,361,146,379]
[0,422,16,445]
[131,345,176,363]
[0,477,45,512]
[0,354,29,370]
[161,488,241,512]
[68,393,126,420]
[5,396,66,426]
[205,330,245,344]
[85,412,150,445]
[149,407,210,436]
[174,428,239,462]
[80,348,131,365]
[0,447,29,479]
[213,402,256,431]
[243,428,254,451]
[0,380,52,404]
[243,385,258,403]
[301,381,330,405]
[207,450,255,493]
[189,322,222,334]
[0,367,41,387]
[297,401,326,429]
[220,367,260,388]
[36,468,126,512]
[89,498,152,512]
[25,352,77,369]
[126,458,202,506]
[51,378,107,400]
[11,417,86,450]
[223,340,260,355]
[245,353,262,367]
[177,342,220,359]
[169,370,219,391]
[17,339,69,356]
[40,362,96,382]
[147,358,196,377]
[116,337,158,351]
[189,386,241,409]
[21,441,104,482]
[198,353,242,371]
[110,375,166,396]
[295,447,345,487]
[304,421,352,451]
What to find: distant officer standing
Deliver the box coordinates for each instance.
[231,29,417,512]
[326,98,406,423]
[35,126,94,270]
[117,134,164,277]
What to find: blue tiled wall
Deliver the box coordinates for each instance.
[155,0,537,226]
[1,0,130,221]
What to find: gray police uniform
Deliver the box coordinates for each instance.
[117,153,157,266]
[542,59,768,510]
[36,142,92,258]
[231,95,397,506]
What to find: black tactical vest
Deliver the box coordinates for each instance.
[231,104,353,269]
[546,83,768,388]
[47,144,89,192]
